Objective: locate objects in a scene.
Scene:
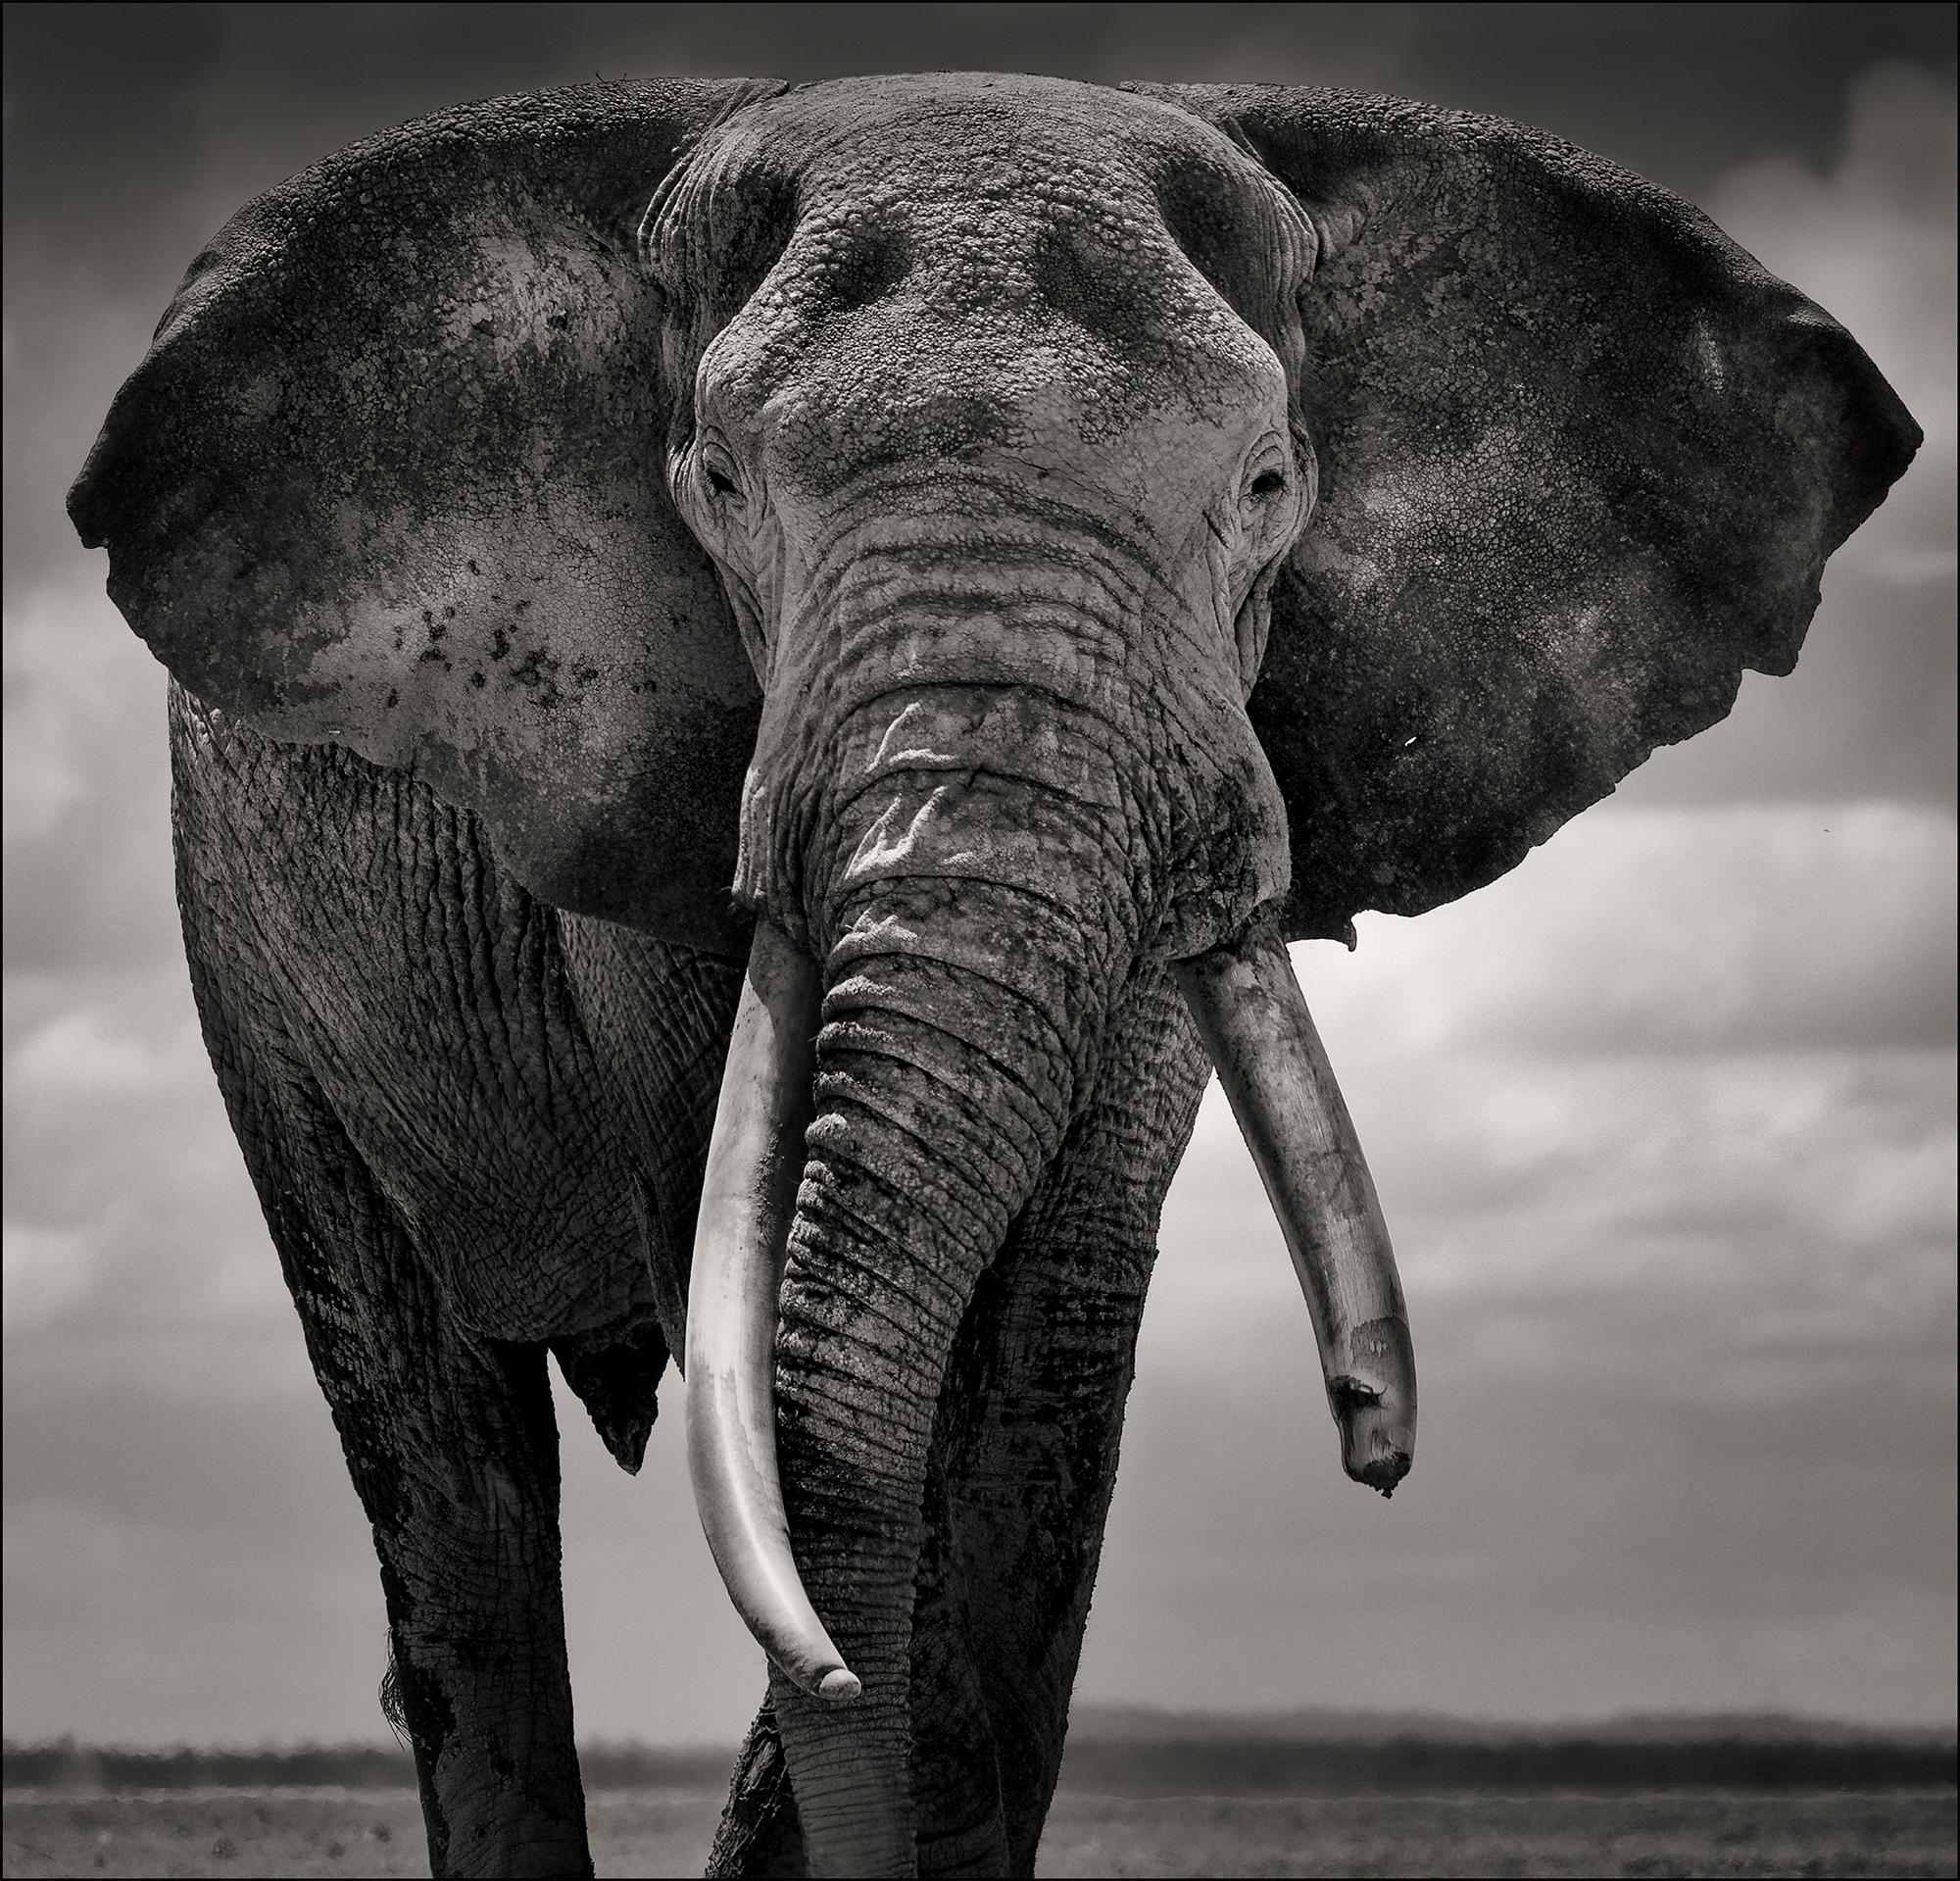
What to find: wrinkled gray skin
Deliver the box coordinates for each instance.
[73,73,1915,1880]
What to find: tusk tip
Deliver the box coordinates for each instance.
[815,1667,862,1704]
[1329,1327,1416,1499]
[1334,1383,1414,1498]
[1348,1449,1412,1498]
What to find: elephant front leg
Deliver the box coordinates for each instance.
[217,1050,592,1877]
[365,1324,589,1879]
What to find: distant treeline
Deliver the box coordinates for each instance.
[1054,1733,1959,1795]
[3,1741,418,1791]
[0,1741,721,1793]
[6,1724,1954,1796]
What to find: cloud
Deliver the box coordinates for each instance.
[9,1002,206,1099]
[2,571,159,843]
[1,1224,99,1329]
[1297,804,1955,1062]
[1117,1021,1955,1727]
[1163,1042,1953,1324]
[2,571,178,970]
[3,962,288,1345]
[1149,792,1955,1619]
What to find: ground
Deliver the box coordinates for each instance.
[4,1787,1955,1877]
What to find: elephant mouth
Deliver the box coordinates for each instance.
[684,906,1415,1705]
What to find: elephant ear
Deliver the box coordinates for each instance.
[1133,84,1922,942]
[70,78,784,952]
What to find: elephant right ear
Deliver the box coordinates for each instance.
[69,78,783,952]
[1134,84,1922,942]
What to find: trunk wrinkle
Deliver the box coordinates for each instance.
[781,1230,971,1373]
[806,1087,1033,1247]
[799,514,1166,614]
[831,878,1123,986]
[817,1020,1061,1163]
[824,946,1081,1066]
[832,758,1125,825]
[819,1005,1066,1158]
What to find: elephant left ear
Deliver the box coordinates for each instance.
[70,79,783,951]
[1133,84,1922,942]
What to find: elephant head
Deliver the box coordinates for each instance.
[70,73,1916,1875]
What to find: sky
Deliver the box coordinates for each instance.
[4,4,1954,1750]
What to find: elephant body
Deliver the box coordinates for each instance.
[74,71,1917,1879]
[173,687,730,1368]
[170,683,1211,1871]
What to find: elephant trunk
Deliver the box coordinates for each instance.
[768,877,1118,1871]
[687,882,1418,1873]
[697,653,1137,1870]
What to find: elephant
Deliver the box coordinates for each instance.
[68,70,1916,1879]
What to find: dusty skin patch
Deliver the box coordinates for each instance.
[5,1788,1956,1878]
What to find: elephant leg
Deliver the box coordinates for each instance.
[187,977,591,1877]
[708,1708,808,1879]
[366,1327,588,1880]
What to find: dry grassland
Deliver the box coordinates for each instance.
[5,1786,1956,1877]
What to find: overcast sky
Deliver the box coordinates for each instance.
[5,4,1954,1751]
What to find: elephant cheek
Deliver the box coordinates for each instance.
[1155,708,1295,960]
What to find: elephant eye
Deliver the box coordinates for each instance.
[1249,469,1286,499]
[697,440,747,506]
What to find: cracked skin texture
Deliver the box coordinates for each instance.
[72,70,1916,1880]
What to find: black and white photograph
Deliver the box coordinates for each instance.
[4,5,1954,1875]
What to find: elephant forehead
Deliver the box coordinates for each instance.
[739,70,1236,182]
[677,92,1292,463]
[663,72,1298,350]
[780,166,1207,330]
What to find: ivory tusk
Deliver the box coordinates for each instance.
[1173,915,1416,1496]
[686,918,859,1703]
